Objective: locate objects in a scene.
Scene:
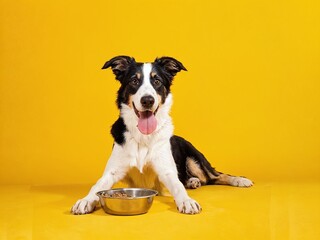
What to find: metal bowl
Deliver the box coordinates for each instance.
[96,188,158,215]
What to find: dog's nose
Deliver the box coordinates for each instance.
[140,95,155,109]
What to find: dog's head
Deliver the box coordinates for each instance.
[102,56,187,135]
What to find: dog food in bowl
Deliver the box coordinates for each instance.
[96,188,158,215]
[101,192,130,198]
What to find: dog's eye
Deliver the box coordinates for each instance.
[130,78,140,86]
[153,79,162,87]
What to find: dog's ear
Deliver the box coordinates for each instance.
[102,56,135,81]
[154,57,187,78]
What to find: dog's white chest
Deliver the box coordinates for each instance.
[128,142,150,173]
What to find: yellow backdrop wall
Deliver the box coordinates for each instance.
[1,0,319,185]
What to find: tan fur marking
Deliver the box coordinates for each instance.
[128,95,133,108]
[215,174,232,185]
[151,72,157,78]
[186,158,207,183]
[157,94,162,106]
[203,166,219,180]
[136,73,141,79]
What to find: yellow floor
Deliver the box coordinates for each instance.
[1,181,319,240]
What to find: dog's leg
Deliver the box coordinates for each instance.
[183,145,253,188]
[199,162,253,187]
[171,136,253,189]
[71,144,129,215]
[158,171,201,214]
[152,143,201,214]
[212,173,253,187]
[187,157,254,187]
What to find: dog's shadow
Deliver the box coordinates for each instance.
[153,195,178,213]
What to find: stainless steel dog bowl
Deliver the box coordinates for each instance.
[96,188,158,215]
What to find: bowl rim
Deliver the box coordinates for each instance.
[96,188,158,199]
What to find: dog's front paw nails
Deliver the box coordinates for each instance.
[177,198,202,214]
[71,198,97,215]
[231,177,254,187]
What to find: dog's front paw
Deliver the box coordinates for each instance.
[177,198,202,214]
[231,177,253,187]
[71,198,97,215]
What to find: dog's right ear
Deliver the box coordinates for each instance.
[102,56,135,81]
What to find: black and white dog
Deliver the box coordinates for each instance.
[71,56,253,215]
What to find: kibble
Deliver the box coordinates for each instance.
[102,192,131,198]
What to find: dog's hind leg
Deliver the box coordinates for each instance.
[193,156,253,188]
[171,135,253,188]
[205,169,253,187]
[186,157,253,188]
[176,137,253,188]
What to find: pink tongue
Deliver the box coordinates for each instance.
[138,111,157,135]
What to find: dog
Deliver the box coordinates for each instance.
[71,56,253,215]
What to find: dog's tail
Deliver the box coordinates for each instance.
[171,135,253,188]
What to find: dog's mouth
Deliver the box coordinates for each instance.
[133,103,159,135]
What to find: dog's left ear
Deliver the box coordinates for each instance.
[155,57,187,77]
[102,56,136,81]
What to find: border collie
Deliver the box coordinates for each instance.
[71,56,253,215]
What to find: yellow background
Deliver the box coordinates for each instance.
[1,0,320,185]
[1,1,320,239]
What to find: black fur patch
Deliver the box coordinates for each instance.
[170,135,219,184]
[102,56,136,82]
[116,63,144,109]
[154,57,187,78]
[150,65,171,104]
[111,117,127,145]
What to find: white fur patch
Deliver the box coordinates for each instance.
[132,63,158,112]
[186,177,201,189]
[177,198,202,214]
[230,177,253,187]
